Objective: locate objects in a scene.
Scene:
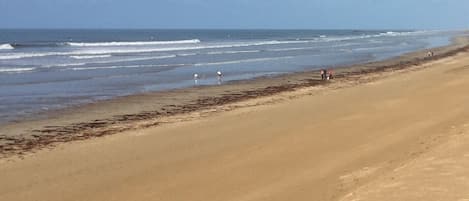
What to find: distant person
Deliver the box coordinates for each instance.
[427,51,434,58]
[328,70,334,80]
[320,69,325,80]
[193,73,199,85]
[217,70,223,85]
[217,71,223,80]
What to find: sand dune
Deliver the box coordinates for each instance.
[1,51,469,201]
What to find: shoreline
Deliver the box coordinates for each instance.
[1,35,469,158]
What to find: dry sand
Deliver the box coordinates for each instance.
[1,50,469,200]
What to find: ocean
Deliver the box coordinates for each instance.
[0,29,460,123]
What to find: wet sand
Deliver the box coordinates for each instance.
[1,36,469,201]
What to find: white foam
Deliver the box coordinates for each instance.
[63,55,294,69]
[97,40,309,53]
[246,40,309,46]
[177,53,197,57]
[194,56,294,67]
[0,52,57,60]
[44,63,87,68]
[207,50,260,55]
[378,31,429,37]
[103,55,177,63]
[67,39,201,47]
[0,67,35,73]
[70,65,147,71]
[43,55,177,68]
[0,44,14,50]
[317,31,426,43]
[0,32,429,61]
[69,63,187,71]
[61,55,291,70]
[0,40,315,60]
[97,55,177,64]
[378,31,408,37]
[268,47,315,52]
[70,55,112,59]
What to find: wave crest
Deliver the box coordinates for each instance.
[0,44,14,50]
[0,67,35,73]
[66,39,201,47]
[70,55,112,59]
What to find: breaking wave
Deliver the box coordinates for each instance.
[319,31,428,42]
[0,40,309,60]
[43,55,178,68]
[0,30,431,61]
[70,55,112,59]
[207,50,261,55]
[66,39,201,47]
[0,44,14,50]
[69,64,188,71]
[0,67,35,73]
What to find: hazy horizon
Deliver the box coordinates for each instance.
[0,28,454,31]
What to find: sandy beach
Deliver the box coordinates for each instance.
[2,37,469,201]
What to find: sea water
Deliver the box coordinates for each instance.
[0,29,460,123]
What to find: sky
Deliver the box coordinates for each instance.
[1,0,468,29]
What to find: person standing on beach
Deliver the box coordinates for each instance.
[217,70,223,85]
[194,73,199,85]
[427,51,434,58]
[320,69,325,80]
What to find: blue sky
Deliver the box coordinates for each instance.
[1,0,468,29]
